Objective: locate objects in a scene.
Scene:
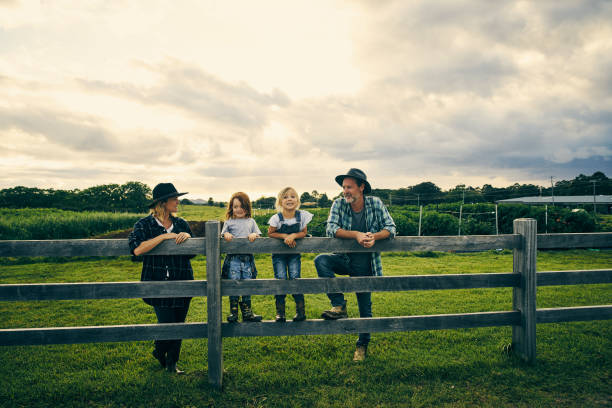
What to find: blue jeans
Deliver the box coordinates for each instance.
[314,253,373,347]
[272,254,304,304]
[228,256,255,304]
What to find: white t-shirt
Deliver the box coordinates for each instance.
[221,217,262,238]
[267,210,313,231]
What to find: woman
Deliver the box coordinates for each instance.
[128,183,194,374]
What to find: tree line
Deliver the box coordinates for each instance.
[0,172,609,212]
[0,182,151,212]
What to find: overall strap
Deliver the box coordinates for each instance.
[277,212,284,222]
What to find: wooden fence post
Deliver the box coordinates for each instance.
[512,218,537,363]
[206,221,223,388]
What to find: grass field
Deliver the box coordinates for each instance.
[0,249,610,407]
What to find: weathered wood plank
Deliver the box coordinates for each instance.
[1,232,609,258]
[0,238,205,257]
[220,235,521,254]
[537,233,612,249]
[512,218,537,364]
[0,280,207,301]
[222,311,521,337]
[0,322,208,346]
[221,273,520,296]
[536,305,612,323]
[537,270,612,286]
[206,221,223,389]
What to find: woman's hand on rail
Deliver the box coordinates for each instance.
[223,232,233,241]
[174,232,191,244]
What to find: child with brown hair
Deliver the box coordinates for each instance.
[221,192,263,323]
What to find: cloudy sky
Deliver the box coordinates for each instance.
[1,1,611,201]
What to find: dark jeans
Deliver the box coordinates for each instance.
[153,302,190,364]
[314,253,373,347]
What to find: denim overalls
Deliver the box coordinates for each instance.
[272,211,304,305]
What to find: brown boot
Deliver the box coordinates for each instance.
[321,303,347,320]
[293,299,306,322]
[275,297,286,322]
[353,345,367,362]
[239,301,262,322]
[227,299,239,323]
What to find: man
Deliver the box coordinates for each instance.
[314,168,396,362]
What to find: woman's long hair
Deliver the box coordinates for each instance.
[150,200,177,220]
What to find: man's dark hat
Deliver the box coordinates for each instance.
[335,168,372,194]
[149,183,188,207]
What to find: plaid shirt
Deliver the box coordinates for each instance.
[128,214,194,307]
[326,196,396,276]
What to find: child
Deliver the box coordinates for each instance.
[221,192,263,323]
[267,187,313,322]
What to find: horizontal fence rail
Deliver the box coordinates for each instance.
[0,322,208,346]
[2,269,610,302]
[0,280,207,301]
[536,306,612,323]
[220,235,522,254]
[537,233,612,249]
[221,274,520,296]
[537,269,612,286]
[2,232,611,258]
[221,311,522,338]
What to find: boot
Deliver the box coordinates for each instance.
[353,345,367,362]
[321,303,347,320]
[152,348,166,368]
[239,301,262,322]
[293,298,306,322]
[227,299,239,323]
[275,297,286,322]
[165,360,185,374]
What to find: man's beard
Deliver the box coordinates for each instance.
[344,194,355,203]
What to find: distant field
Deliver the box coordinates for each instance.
[180,204,278,221]
[0,208,145,240]
[178,204,226,221]
[0,249,610,407]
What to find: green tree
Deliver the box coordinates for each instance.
[317,193,332,207]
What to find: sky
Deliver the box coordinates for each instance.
[1,0,611,201]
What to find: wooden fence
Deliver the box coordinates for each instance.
[0,218,611,389]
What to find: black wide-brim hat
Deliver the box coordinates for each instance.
[149,183,188,207]
[335,168,372,194]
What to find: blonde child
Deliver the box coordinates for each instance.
[267,187,313,322]
[221,192,262,322]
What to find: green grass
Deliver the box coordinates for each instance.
[0,250,611,407]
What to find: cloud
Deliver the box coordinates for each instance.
[0,106,117,151]
[77,60,291,130]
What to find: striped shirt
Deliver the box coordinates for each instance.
[325,196,396,276]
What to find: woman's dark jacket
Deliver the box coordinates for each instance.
[128,214,194,308]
